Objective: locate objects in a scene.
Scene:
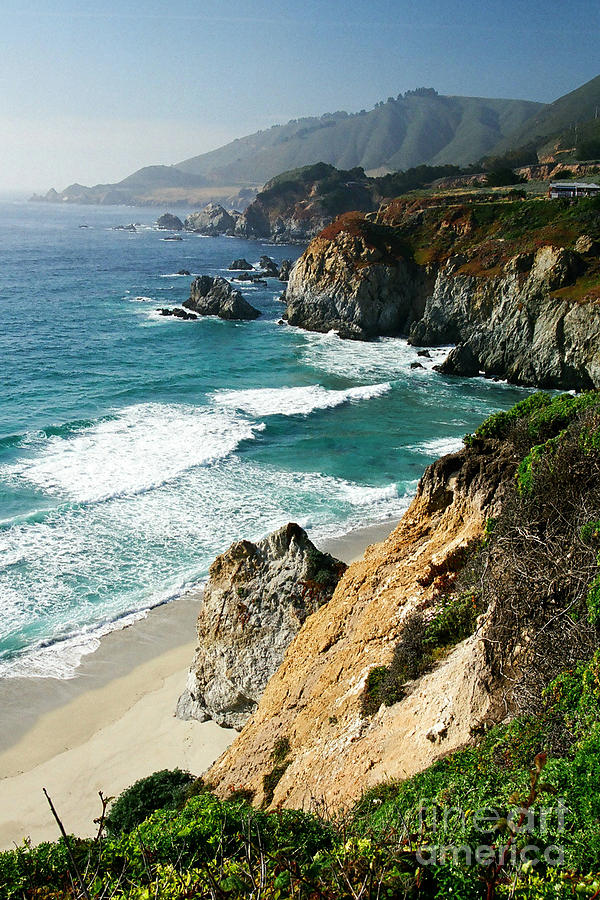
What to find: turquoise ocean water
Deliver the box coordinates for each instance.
[0,200,529,679]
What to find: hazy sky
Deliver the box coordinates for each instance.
[1,0,598,192]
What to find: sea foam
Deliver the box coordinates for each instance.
[213,382,392,418]
[1,403,263,504]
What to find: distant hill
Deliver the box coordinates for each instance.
[175,89,542,185]
[491,73,600,159]
[33,88,543,206]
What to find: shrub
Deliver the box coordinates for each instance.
[270,736,291,763]
[105,768,194,835]
[262,763,291,807]
[361,665,401,715]
[485,167,526,187]
[361,594,484,717]
[423,591,482,649]
[387,611,427,683]
[481,402,600,712]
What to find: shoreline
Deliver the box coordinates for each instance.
[0,517,397,850]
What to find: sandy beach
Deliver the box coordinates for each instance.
[0,519,396,850]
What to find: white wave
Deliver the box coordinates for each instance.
[129,295,154,302]
[158,273,199,278]
[213,382,391,418]
[408,436,464,457]
[0,403,264,504]
[0,455,414,678]
[300,332,453,381]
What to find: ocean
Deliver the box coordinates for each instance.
[0,200,529,679]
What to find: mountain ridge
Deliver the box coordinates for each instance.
[32,88,543,206]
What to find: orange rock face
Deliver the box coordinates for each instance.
[206,440,517,809]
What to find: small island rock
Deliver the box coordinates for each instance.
[156,213,184,231]
[183,275,261,320]
[259,255,279,276]
[184,203,236,236]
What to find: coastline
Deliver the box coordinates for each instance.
[0,517,396,850]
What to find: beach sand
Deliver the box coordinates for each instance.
[0,519,396,850]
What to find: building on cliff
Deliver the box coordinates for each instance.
[549,181,600,198]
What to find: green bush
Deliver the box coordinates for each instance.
[485,167,526,187]
[361,595,483,717]
[105,768,194,835]
[361,664,402,715]
[270,736,291,763]
[423,591,482,649]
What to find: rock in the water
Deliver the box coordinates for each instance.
[410,361,425,369]
[234,272,267,285]
[157,213,184,231]
[417,349,431,358]
[157,307,197,320]
[177,523,347,729]
[177,269,191,276]
[184,203,237,236]
[435,343,480,377]
[183,275,261,320]
[229,258,253,270]
[278,259,293,281]
[113,223,137,232]
[259,255,279,276]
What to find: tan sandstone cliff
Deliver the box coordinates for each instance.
[205,437,519,809]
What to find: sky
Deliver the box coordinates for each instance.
[0,0,598,193]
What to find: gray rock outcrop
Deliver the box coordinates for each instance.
[285,229,428,340]
[176,523,346,729]
[411,246,599,389]
[259,255,279,276]
[156,213,184,230]
[229,258,253,270]
[183,275,261,320]
[284,215,600,388]
[278,259,293,281]
[184,203,238,236]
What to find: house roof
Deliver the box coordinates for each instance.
[550,182,600,189]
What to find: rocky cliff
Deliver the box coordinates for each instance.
[177,524,346,730]
[234,164,377,244]
[285,214,430,339]
[412,245,600,389]
[284,195,600,388]
[205,434,520,807]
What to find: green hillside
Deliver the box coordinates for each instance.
[174,90,542,186]
[494,73,600,157]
